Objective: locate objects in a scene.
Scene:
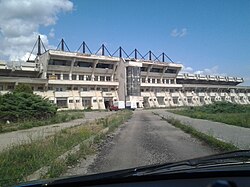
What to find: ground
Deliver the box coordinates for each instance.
[66,110,217,176]
[0,111,113,152]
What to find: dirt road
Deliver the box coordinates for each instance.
[68,110,218,175]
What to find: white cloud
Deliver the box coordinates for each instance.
[181,65,193,73]
[171,28,187,38]
[181,65,226,76]
[0,0,73,61]
[49,28,55,38]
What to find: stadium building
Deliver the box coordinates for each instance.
[0,36,249,110]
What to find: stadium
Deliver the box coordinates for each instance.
[0,36,249,110]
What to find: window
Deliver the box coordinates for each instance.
[147,78,150,83]
[37,87,44,91]
[0,85,3,91]
[55,74,61,80]
[79,75,84,80]
[47,73,52,79]
[96,87,100,90]
[77,61,93,68]
[150,68,163,73]
[96,63,114,69]
[94,76,98,81]
[81,87,88,91]
[86,75,91,81]
[93,99,97,102]
[141,67,148,71]
[110,88,115,91]
[99,99,103,102]
[56,87,63,91]
[69,100,73,103]
[152,79,155,83]
[48,86,53,90]
[67,87,71,90]
[49,59,71,66]
[90,87,95,90]
[142,78,146,83]
[141,89,144,92]
[106,76,111,81]
[7,85,14,90]
[157,79,160,83]
[100,76,105,81]
[76,100,80,103]
[102,88,108,92]
[72,74,77,80]
[165,68,177,74]
[73,87,78,91]
[63,74,69,80]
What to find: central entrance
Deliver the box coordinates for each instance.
[104,97,113,109]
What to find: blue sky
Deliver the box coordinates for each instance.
[1,0,250,85]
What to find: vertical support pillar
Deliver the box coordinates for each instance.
[82,42,86,53]
[101,44,105,56]
[37,35,41,56]
[119,47,122,58]
[61,39,64,51]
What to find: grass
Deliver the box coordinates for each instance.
[170,102,250,128]
[0,110,85,133]
[0,110,132,186]
[156,113,239,152]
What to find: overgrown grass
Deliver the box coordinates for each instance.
[0,111,85,133]
[157,114,238,152]
[0,110,132,186]
[170,102,250,128]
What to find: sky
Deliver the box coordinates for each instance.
[0,0,249,85]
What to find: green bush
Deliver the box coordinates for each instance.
[0,85,57,122]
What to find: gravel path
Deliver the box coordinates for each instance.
[154,110,250,149]
[0,111,113,152]
[67,110,217,176]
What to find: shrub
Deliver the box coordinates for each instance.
[0,85,57,122]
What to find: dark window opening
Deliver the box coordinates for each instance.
[150,68,163,73]
[76,61,93,68]
[165,68,177,74]
[141,67,148,71]
[72,74,77,80]
[49,59,71,66]
[96,63,114,69]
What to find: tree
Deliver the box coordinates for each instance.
[13,84,33,94]
[0,84,57,122]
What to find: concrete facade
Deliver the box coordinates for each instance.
[0,49,249,110]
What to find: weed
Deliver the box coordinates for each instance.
[46,160,67,178]
[0,111,85,133]
[0,110,132,186]
[170,102,250,128]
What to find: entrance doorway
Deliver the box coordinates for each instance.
[104,97,113,109]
